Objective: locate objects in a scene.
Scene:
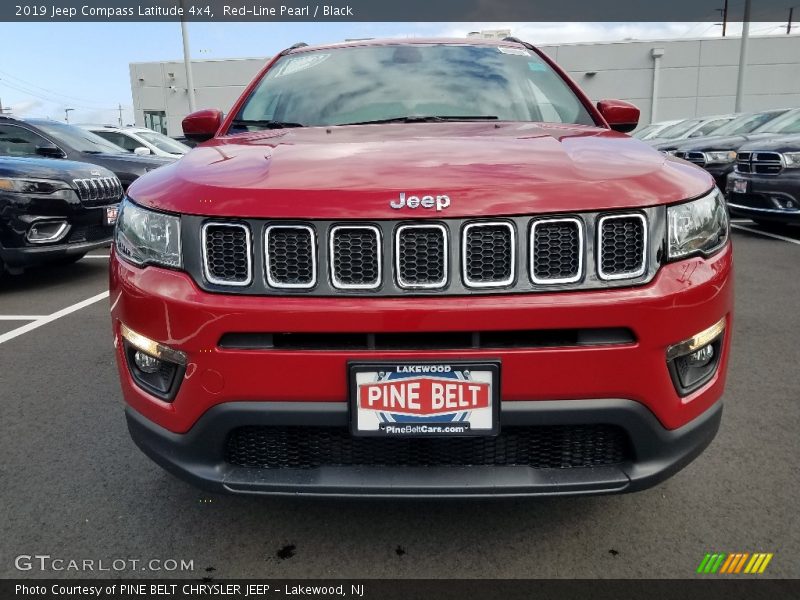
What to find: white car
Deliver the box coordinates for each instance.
[79,125,190,158]
[632,119,683,140]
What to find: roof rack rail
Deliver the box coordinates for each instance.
[502,36,525,44]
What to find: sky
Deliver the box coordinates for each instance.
[0,21,793,125]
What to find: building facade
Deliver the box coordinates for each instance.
[130,34,800,137]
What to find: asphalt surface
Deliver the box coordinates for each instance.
[1,224,798,580]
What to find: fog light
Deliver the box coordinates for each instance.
[26,220,69,243]
[134,350,161,374]
[686,344,714,368]
[666,318,726,396]
[119,323,186,401]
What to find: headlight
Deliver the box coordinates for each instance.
[783,152,800,169]
[115,198,181,268]
[667,188,729,260]
[703,150,737,165]
[0,177,72,194]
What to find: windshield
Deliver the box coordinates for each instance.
[688,118,733,137]
[712,111,784,136]
[233,44,595,130]
[657,118,703,140]
[632,124,659,139]
[137,131,190,154]
[755,109,800,134]
[35,121,127,154]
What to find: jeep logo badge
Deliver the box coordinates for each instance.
[390,192,450,211]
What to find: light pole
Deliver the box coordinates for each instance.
[64,108,74,123]
[734,0,752,113]
[180,0,197,113]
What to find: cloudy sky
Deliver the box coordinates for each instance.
[0,21,791,124]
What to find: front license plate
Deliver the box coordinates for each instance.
[105,205,119,226]
[733,179,748,194]
[349,361,500,437]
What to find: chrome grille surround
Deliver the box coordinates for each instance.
[395,223,448,290]
[186,209,658,296]
[529,217,584,285]
[461,221,515,288]
[264,224,317,289]
[201,222,253,287]
[597,213,647,281]
[329,225,382,290]
[735,151,784,175]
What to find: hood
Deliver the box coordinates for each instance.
[0,156,116,181]
[661,133,776,153]
[738,133,800,153]
[128,122,713,219]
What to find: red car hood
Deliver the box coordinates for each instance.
[128,122,712,219]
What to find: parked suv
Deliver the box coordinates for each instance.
[112,39,733,497]
[657,109,798,188]
[727,133,800,225]
[0,116,174,189]
[0,156,121,276]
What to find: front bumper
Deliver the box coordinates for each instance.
[126,398,723,497]
[1,238,110,268]
[726,171,800,223]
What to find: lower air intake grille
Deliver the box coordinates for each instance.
[396,224,447,288]
[202,223,251,285]
[225,425,631,470]
[531,218,582,283]
[265,225,316,288]
[598,214,646,280]
[463,222,514,286]
[330,226,380,289]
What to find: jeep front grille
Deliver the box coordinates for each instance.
[530,218,583,284]
[73,177,123,206]
[396,224,448,289]
[192,209,656,295]
[202,223,252,286]
[330,225,381,290]
[597,214,647,280]
[265,225,317,289]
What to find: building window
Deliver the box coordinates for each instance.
[144,111,167,135]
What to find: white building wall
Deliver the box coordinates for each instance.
[130,34,800,137]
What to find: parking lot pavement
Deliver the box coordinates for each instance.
[1,227,798,580]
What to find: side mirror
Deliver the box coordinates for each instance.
[35,143,66,159]
[597,99,640,133]
[133,147,152,156]
[182,109,223,143]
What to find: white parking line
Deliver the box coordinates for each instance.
[0,291,109,346]
[0,316,48,321]
[732,224,800,246]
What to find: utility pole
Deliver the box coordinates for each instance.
[789,7,794,34]
[734,0,752,112]
[64,108,74,123]
[180,0,197,113]
[118,103,123,127]
[718,0,728,36]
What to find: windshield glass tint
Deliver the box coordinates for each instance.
[235,44,595,129]
[756,110,800,134]
[35,121,127,153]
[138,131,190,154]
[658,118,703,139]
[713,112,781,135]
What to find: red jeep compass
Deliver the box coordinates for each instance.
[110,38,733,497]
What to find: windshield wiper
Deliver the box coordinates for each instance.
[341,115,499,126]
[230,119,305,131]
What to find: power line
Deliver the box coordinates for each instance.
[0,68,115,108]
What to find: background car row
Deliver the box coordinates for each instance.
[635,109,800,225]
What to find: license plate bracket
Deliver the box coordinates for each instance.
[349,361,500,437]
[733,179,748,194]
